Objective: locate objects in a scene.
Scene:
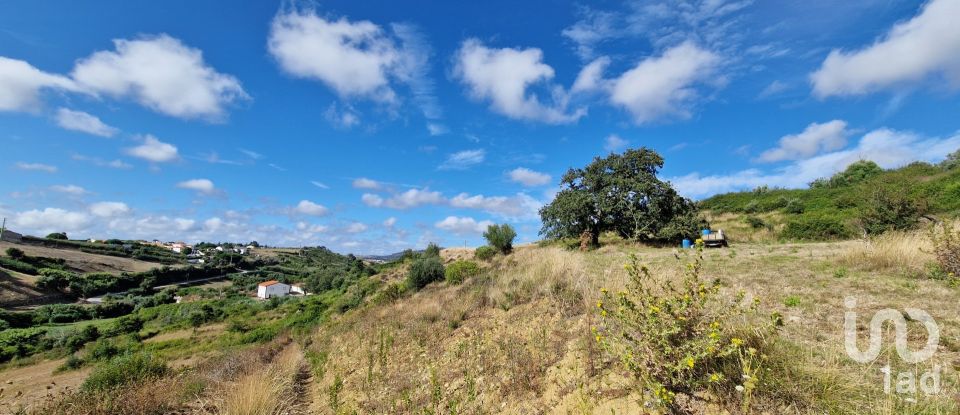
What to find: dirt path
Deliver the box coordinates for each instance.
[285,355,315,415]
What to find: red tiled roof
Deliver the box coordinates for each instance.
[258,280,280,287]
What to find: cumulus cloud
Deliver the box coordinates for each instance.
[126,134,179,163]
[671,128,960,198]
[71,34,247,120]
[811,0,960,97]
[15,162,57,173]
[361,188,443,209]
[508,167,552,186]
[50,184,88,195]
[295,200,329,216]
[604,134,629,152]
[383,217,397,227]
[454,39,584,123]
[435,216,494,235]
[757,120,850,162]
[13,207,90,233]
[89,201,130,217]
[0,57,78,112]
[352,177,382,190]
[54,108,118,137]
[609,41,721,124]
[176,178,216,194]
[439,149,486,170]
[449,192,541,220]
[269,10,402,102]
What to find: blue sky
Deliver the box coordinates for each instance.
[2,0,960,253]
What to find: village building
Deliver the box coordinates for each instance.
[256,280,290,299]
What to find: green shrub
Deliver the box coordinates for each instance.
[57,354,85,372]
[596,249,772,412]
[483,224,517,254]
[406,256,444,290]
[743,200,760,214]
[81,352,168,392]
[781,214,851,240]
[424,243,441,258]
[474,246,496,261]
[36,268,75,290]
[5,247,24,259]
[46,232,68,240]
[857,187,924,235]
[784,199,804,214]
[744,216,767,230]
[444,260,481,284]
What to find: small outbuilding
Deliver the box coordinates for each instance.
[257,280,291,299]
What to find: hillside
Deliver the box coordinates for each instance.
[6,226,959,414]
[700,161,960,241]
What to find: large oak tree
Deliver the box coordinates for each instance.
[539,148,705,246]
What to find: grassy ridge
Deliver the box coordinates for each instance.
[700,162,960,239]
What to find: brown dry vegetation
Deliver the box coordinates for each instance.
[0,241,160,275]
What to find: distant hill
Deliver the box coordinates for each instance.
[359,250,421,263]
[699,161,960,240]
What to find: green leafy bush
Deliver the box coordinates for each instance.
[46,232,69,240]
[81,352,168,392]
[36,268,75,290]
[406,256,444,290]
[857,187,924,235]
[743,200,760,214]
[784,199,804,214]
[474,246,496,261]
[424,242,441,258]
[929,224,960,284]
[596,249,772,412]
[781,214,851,240]
[744,216,767,230]
[483,224,517,254]
[5,247,24,259]
[444,260,481,284]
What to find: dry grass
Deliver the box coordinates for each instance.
[216,344,304,415]
[839,229,933,275]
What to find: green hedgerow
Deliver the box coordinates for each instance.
[474,246,496,261]
[444,260,481,285]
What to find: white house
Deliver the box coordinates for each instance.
[257,280,290,299]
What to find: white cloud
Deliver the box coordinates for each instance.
[811,0,960,97]
[72,154,132,169]
[362,188,443,209]
[71,34,247,120]
[311,181,330,189]
[604,134,629,152]
[54,108,118,137]
[126,134,179,163]
[295,200,329,216]
[427,123,448,136]
[15,162,57,173]
[0,57,78,112]
[671,128,960,198]
[50,184,88,195]
[177,178,216,194]
[562,9,618,61]
[323,103,360,129]
[571,57,610,94]
[758,80,789,99]
[383,217,397,227]
[757,120,850,162]
[89,201,130,217]
[352,177,382,190]
[508,167,552,186]
[346,222,368,233]
[269,10,402,102]
[449,192,541,220]
[435,216,494,236]
[13,208,90,233]
[439,149,485,170]
[609,41,721,124]
[454,39,584,123]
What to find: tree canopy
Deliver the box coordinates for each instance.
[539,148,704,245]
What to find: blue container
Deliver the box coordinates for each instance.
[701,229,711,236]
[681,239,692,249]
